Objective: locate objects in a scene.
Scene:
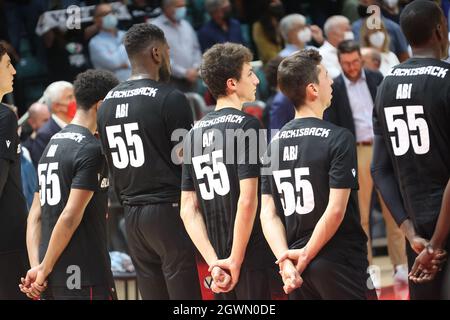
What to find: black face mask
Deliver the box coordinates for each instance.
[269,3,285,20]
[357,4,371,18]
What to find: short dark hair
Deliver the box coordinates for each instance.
[200,42,253,99]
[278,49,322,108]
[74,69,119,110]
[0,43,6,58]
[124,23,166,58]
[264,55,284,91]
[337,40,361,60]
[400,0,443,47]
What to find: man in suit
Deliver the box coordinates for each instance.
[324,40,408,290]
[23,81,74,167]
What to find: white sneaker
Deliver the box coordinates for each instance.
[393,264,408,285]
[367,265,381,298]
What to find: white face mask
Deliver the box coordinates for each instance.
[344,31,354,40]
[297,27,312,43]
[383,0,398,9]
[369,31,386,49]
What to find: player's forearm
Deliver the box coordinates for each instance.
[371,135,409,226]
[181,208,218,266]
[230,195,257,265]
[40,209,84,275]
[303,190,348,263]
[260,195,290,259]
[27,193,42,267]
[430,179,450,250]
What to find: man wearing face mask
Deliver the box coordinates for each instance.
[152,0,202,92]
[22,81,75,168]
[352,0,409,62]
[319,15,355,79]
[96,23,202,300]
[88,3,131,82]
[279,14,320,58]
[197,0,244,53]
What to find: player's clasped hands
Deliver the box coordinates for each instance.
[275,248,310,294]
[208,257,241,294]
[18,264,48,299]
[409,246,447,284]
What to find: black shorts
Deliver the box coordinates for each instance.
[42,285,117,300]
[124,202,202,300]
[289,256,377,300]
[0,250,29,300]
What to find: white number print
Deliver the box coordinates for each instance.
[38,162,61,206]
[384,105,430,156]
[105,123,145,169]
[273,168,315,216]
[192,150,230,200]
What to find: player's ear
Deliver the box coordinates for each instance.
[306,83,318,100]
[226,78,237,94]
[151,47,162,64]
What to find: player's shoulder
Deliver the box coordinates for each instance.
[324,120,355,144]
[0,103,15,121]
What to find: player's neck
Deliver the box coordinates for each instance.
[215,95,243,111]
[411,46,442,60]
[71,110,97,134]
[129,64,159,81]
[294,101,324,120]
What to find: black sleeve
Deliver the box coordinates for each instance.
[71,142,104,191]
[237,117,261,180]
[181,132,195,191]
[0,158,11,196]
[371,134,409,226]
[260,143,273,195]
[329,129,359,189]
[162,90,194,148]
[0,108,17,162]
[372,86,384,136]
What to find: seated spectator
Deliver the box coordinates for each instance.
[197,0,244,52]
[43,25,91,83]
[152,0,202,92]
[252,0,284,64]
[353,0,409,62]
[361,46,382,72]
[319,15,354,79]
[89,3,131,82]
[379,0,403,24]
[20,102,50,142]
[22,81,75,167]
[121,0,161,30]
[360,18,399,76]
[278,14,319,58]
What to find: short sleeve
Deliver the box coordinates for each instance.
[0,108,17,161]
[162,89,194,148]
[181,133,195,191]
[329,130,359,189]
[237,117,262,180]
[71,142,104,191]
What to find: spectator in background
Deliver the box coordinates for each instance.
[152,0,202,92]
[278,14,321,58]
[22,81,74,167]
[324,41,408,291]
[20,102,50,142]
[361,46,382,71]
[197,0,244,52]
[252,0,284,64]
[360,18,400,75]
[352,0,409,62]
[319,15,354,79]
[122,0,161,30]
[89,3,131,82]
[380,0,403,24]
